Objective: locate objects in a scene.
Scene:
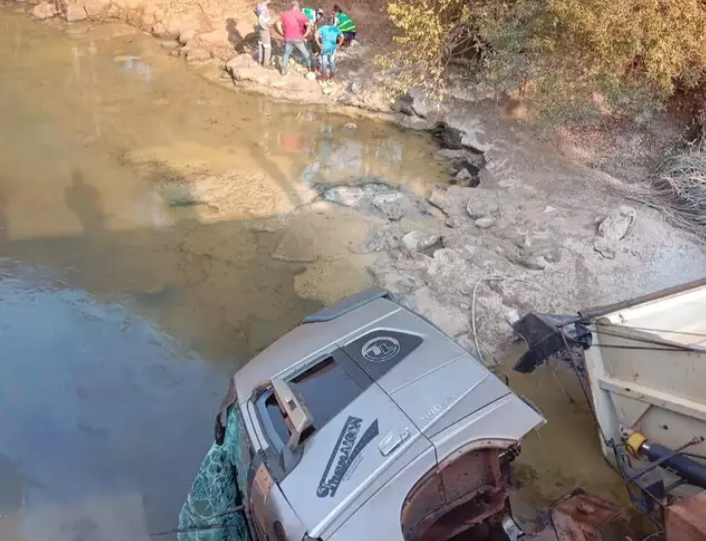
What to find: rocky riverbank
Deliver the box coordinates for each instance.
[13,0,706,363]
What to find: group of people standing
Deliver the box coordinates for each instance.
[255,0,357,80]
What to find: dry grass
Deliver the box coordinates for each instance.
[642,148,706,238]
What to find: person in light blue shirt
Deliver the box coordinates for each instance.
[315,14,343,80]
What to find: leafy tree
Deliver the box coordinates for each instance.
[385,0,706,123]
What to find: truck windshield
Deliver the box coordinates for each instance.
[261,355,364,448]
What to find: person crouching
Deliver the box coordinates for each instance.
[333,4,356,45]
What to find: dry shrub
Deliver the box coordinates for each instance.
[643,149,706,238]
[385,0,706,124]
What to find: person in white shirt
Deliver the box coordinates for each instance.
[255,0,275,66]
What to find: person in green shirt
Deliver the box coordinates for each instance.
[333,4,356,45]
[302,6,324,24]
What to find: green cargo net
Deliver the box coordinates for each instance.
[178,407,252,541]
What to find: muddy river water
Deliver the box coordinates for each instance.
[0,6,629,541]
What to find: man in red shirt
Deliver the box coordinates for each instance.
[275,2,313,75]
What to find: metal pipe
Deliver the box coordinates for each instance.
[641,442,706,490]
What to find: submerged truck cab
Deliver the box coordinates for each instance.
[218,288,545,541]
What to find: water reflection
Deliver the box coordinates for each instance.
[0,264,227,541]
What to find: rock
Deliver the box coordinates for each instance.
[372,192,405,221]
[432,123,465,150]
[392,95,414,115]
[474,216,496,229]
[597,205,636,241]
[429,188,459,216]
[407,88,439,120]
[225,54,253,75]
[64,3,87,22]
[178,29,196,45]
[593,238,616,260]
[358,224,409,253]
[151,22,179,40]
[446,215,465,228]
[422,249,473,290]
[343,122,357,131]
[466,189,499,218]
[429,186,482,224]
[185,48,211,63]
[519,255,548,271]
[400,231,440,254]
[229,65,268,83]
[32,2,58,19]
[456,153,486,172]
[349,81,362,94]
[322,183,427,221]
[322,186,366,207]
[305,71,317,81]
[454,168,473,183]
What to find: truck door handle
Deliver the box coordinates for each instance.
[379,427,411,456]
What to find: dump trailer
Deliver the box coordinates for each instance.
[512,278,706,518]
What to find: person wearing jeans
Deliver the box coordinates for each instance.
[276,2,313,75]
[316,15,343,80]
[282,40,312,74]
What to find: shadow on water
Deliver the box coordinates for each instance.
[65,169,106,234]
[0,164,322,541]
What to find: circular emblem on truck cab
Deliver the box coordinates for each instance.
[361,336,401,362]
